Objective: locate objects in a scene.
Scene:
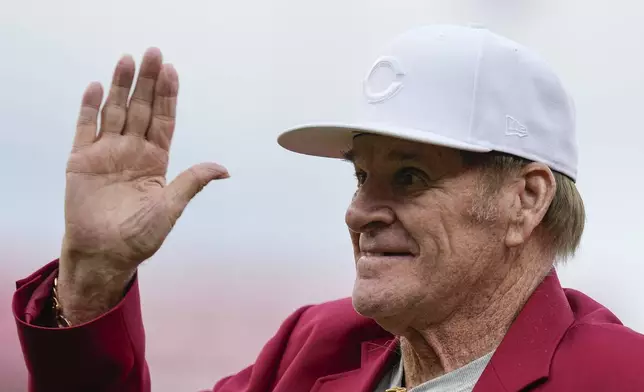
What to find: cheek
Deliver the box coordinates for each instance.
[400,204,452,258]
[398,196,487,273]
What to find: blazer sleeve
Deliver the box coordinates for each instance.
[14,261,314,392]
[13,260,150,392]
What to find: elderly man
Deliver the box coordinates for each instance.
[12,25,644,392]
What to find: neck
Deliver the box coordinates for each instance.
[400,252,551,388]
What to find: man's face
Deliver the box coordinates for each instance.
[345,135,509,332]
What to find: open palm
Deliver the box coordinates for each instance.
[62,48,229,273]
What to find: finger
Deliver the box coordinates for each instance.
[123,47,163,137]
[99,55,135,136]
[164,162,229,218]
[146,63,178,151]
[73,82,104,150]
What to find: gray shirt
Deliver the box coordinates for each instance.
[373,351,494,392]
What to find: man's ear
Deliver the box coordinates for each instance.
[505,163,556,248]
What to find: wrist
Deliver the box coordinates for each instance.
[57,255,136,325]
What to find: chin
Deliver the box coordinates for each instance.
[352,279,404,320]
[351,277,429,333]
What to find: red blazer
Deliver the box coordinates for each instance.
[13,260,644,391]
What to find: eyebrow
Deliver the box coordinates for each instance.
[341,148,421,163]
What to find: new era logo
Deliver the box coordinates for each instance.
[505,115,528,137]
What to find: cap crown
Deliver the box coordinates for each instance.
[359,25,577,179]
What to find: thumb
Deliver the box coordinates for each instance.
[165,162,229,217]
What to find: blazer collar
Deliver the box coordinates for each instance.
[475,269,574,391]
[312,337,399,392]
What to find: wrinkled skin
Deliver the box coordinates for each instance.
[58,48,229,324]
[344,135,556,386]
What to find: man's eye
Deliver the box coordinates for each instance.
[394,168,428,187]
[354,170,367,186]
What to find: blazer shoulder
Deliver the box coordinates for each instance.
[551,321,644,388]
[566,320,644,355]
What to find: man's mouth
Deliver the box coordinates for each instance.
[361,251,414,257]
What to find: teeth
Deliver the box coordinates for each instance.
[363,252,411,256]
[362,252,411,257]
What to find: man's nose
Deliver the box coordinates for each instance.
[345,188,395,233]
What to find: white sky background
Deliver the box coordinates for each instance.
[1,0,644,391]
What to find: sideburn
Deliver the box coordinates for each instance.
[466,191,501,224]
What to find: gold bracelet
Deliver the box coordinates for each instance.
[52,277,72,328]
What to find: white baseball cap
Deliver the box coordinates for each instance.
[277,24,578,180]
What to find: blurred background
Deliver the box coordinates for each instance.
[2,0,644,391]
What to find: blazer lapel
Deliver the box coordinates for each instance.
[312,337,399,392]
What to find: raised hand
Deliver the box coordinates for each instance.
[57,48,229,324]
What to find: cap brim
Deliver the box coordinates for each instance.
[277,122,492,159]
